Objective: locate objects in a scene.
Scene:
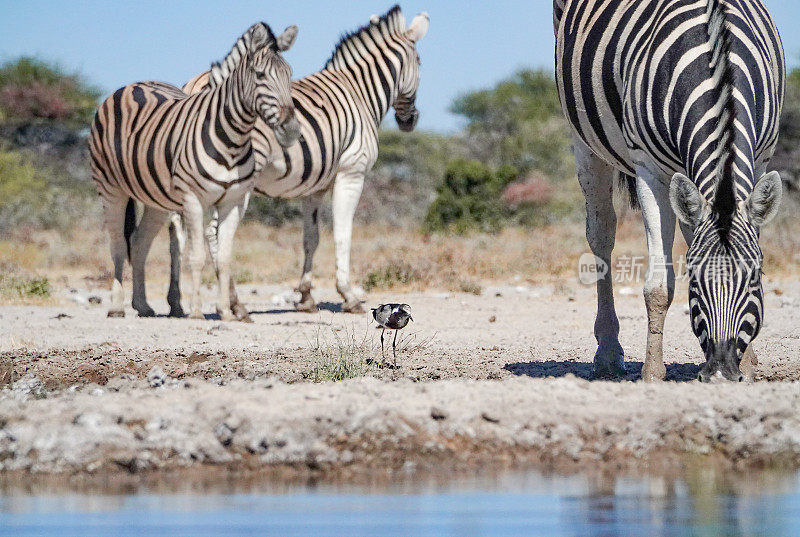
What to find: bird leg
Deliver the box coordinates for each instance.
[392,329,399,369]
[380,327,386,363]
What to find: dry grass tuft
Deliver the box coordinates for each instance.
[304,326,375,382]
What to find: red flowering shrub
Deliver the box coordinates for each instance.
[502,172,554,206]
[0,57,100,126]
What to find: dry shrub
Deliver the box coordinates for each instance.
[362,260,424,292]
[502,171,554,206]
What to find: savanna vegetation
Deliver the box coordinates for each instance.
[1,55,800,299]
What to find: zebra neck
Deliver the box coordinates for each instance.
[194,74,257,168]
[686,102,757,204]
[324,57,395,126]
[207,74,257,149]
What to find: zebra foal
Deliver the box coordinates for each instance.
[89,22,300,321]
[555,0,784,381]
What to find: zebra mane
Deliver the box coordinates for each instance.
[209,22,276,89]
[324,5,404,70]
[706,0,738,233]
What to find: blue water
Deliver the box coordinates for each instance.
[2,472,800,536]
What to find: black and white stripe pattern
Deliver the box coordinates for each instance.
[90,22,299,321]
[172,6,429,316]
[555,0,784,381]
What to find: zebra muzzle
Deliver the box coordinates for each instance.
[274,116,301,148]
[697,339,744,383]
[395,109,419,132]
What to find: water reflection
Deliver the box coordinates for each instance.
[563,468,800,537]
[1,467,799,536]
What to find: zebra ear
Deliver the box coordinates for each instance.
[275,25,298,52]
[745,171,782,227]
[248,23,272,53]
[670,173,706,228]
[406,12,429,42]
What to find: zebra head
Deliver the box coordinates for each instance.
[390,10,429,132]
[242,23,300,148]
[671,171,782,382]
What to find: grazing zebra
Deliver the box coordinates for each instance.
[555,0,784,381]
[90,22,300,321]
[159,6,429,319]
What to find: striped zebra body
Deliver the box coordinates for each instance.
[165,6,429,316]
[91,79,257,214]
[555,0,784,381]
[90,22,299,321]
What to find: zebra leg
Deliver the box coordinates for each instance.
[103,196,131,318]
[182,192,206,320]
[206,206,251,322]
[295,193,324,312]
[213,195,249,322]
[635,166,676,382]
[166,213,185,317]
[574,140,625,379]
[332,171,366,313]
[130,206,168,317]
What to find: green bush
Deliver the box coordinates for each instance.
[450,69,573,179]
[424,159,517,233]
[0,148,96,234]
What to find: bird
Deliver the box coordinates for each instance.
[371,303,413,367]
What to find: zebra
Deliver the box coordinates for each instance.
[554,0,784,382]
[89,22,300,322]
[158,5,429,320]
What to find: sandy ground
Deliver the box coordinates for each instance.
[2,278,800,477]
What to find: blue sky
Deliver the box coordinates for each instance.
[1,0,799,132]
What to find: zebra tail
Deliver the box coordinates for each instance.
[618,172,640,210]
[124,198,136,261]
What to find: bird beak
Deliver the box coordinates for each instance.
[409,315,414,322]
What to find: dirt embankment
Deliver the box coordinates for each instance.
[2,281,800,476]
[2,375,800,476]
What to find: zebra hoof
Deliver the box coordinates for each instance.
[218,309,237,322]
[593,343,627,380]
[168,307,185,318]
[135,306,156,318]
[341,300,366,314]
[107,310,125,318]
[233,304,253,323]
[594,361,627,380]
[640,361,666,382]
[295,298,317,313]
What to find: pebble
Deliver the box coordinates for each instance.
[481,411,500,424]
[11,374,46,400]
[147,366,169,388]
[430,407,448,421]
